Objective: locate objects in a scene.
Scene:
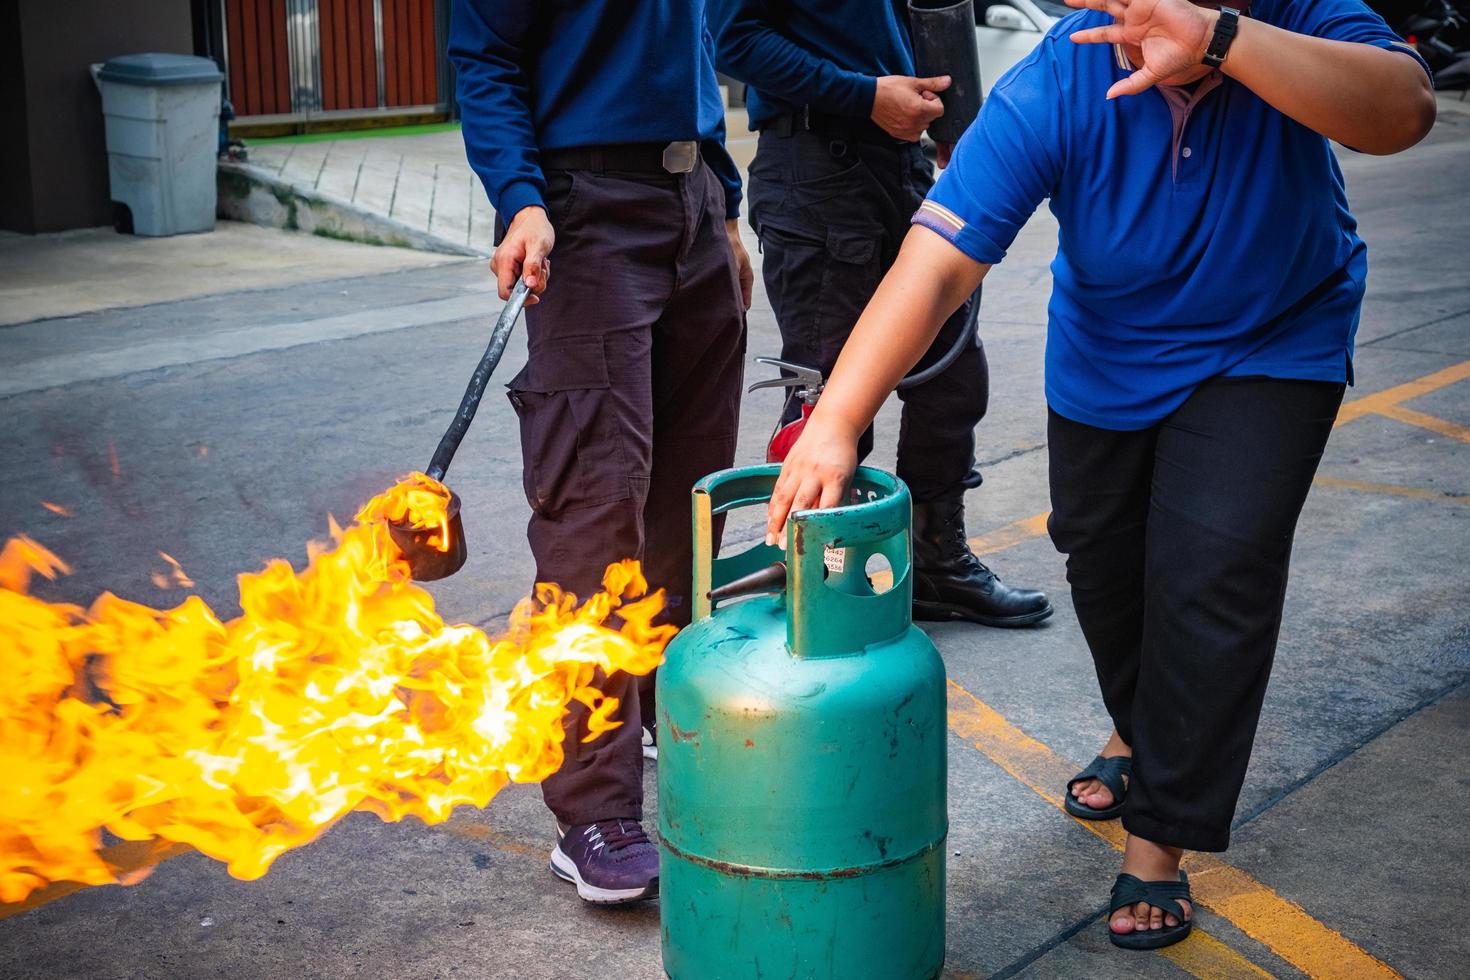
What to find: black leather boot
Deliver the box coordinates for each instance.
[911,497,1052,627]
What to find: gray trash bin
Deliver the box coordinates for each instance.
[93,53,224,236]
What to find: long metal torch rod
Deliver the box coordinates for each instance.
[425,278,531,482]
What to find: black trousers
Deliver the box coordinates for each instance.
[504,160,746,825]
[747,129,987,503]
[1047,377,1344,851]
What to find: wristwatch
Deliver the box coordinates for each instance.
[1202,6,1241,68]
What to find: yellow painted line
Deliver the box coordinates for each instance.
[1374,403,1470,444]
[1182,857,1397,980]
[0,839,190,923]
[1314,474,1470,505]
[1164,930,1275,979]
[969,510,1052,557]
[1335,358,1470,427]
[947,681,1401,980]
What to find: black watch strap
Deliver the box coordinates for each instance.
[1202,6,1241,68]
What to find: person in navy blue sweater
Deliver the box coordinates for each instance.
[450,0,752,905]
[712,0,1054,630]
[763,0,1433,951]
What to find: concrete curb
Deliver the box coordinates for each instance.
[216,161,488,259]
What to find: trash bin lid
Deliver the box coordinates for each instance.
[95,53,223,87]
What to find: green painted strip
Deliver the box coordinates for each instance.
[247,122,462,146]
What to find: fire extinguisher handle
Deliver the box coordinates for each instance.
[425,278,531,482]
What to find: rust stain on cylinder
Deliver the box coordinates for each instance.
[668,720,700,743]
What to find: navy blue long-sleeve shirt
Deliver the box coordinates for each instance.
[450,0,742,220]
[710,0,915,131]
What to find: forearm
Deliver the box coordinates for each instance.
[1221,16,1434,154]
[810,227,988,437]
[711,2,874,116]
[703,139,744,218]
[450,0,544,214]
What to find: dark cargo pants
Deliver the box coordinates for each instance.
[1048,377,1343,851]
[747,128,987,503]
[505,160,746,825]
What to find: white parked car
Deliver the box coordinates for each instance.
[974,0,1067,95]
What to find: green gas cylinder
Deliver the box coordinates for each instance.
[658,465,948,980]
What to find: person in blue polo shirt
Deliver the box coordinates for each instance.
[450,0,752,906]
[763,0,1434,951]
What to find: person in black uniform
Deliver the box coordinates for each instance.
[712,0,1050,627]
[451,0,751,905]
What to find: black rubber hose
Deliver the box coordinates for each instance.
[425,279,530,482]
[909,0,985,144]
[896,285,981,390]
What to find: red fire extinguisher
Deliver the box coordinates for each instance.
[749,287,983,463]
[748,358,825,464]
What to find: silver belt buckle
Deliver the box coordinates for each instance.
[661,140,698,174]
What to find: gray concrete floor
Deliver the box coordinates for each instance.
[1,98,1468,978]
[236,97,758,257]
[0,222,457,327]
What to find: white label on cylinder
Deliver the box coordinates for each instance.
[824,545,846,574]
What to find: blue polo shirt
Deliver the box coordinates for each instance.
[912,0,1430,430]
[449,0,742,220]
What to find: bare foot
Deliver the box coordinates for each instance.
[1069,729,1132,811]
[1110,836,1194,934]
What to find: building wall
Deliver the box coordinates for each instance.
[0,3,36,233]
[2,0,195,234]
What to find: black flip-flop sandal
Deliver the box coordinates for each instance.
[1064,754,1131,820]
[1107,871,1193,950]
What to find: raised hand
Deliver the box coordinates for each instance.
[1065,0,1218,98]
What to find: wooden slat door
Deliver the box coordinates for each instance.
[382,0,438,107]
[225,0,291,116]
[319,0,379,110]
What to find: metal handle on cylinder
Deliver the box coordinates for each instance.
[689,466,915,658]
[690,466,786,621]
[785,468,913,659]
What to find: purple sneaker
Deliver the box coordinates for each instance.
[549,819,659,904]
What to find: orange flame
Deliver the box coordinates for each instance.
[40,501,73,518]
[0,477,673,903]
[355,471,454,552]
[149,552,196,591]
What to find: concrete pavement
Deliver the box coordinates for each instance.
[0,222,458,327]
[225,102,759,258]
[238,129,498,256]
[0,100,1468,978]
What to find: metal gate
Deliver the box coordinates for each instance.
[222,0,445,121]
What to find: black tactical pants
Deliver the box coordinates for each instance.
[747,127,987,503]
[1048,376,1344,851]
[506,159,746,825]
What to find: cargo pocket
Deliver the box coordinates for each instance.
[753,216,829,356]
[505,335,627,519]
[812,227,881,364]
